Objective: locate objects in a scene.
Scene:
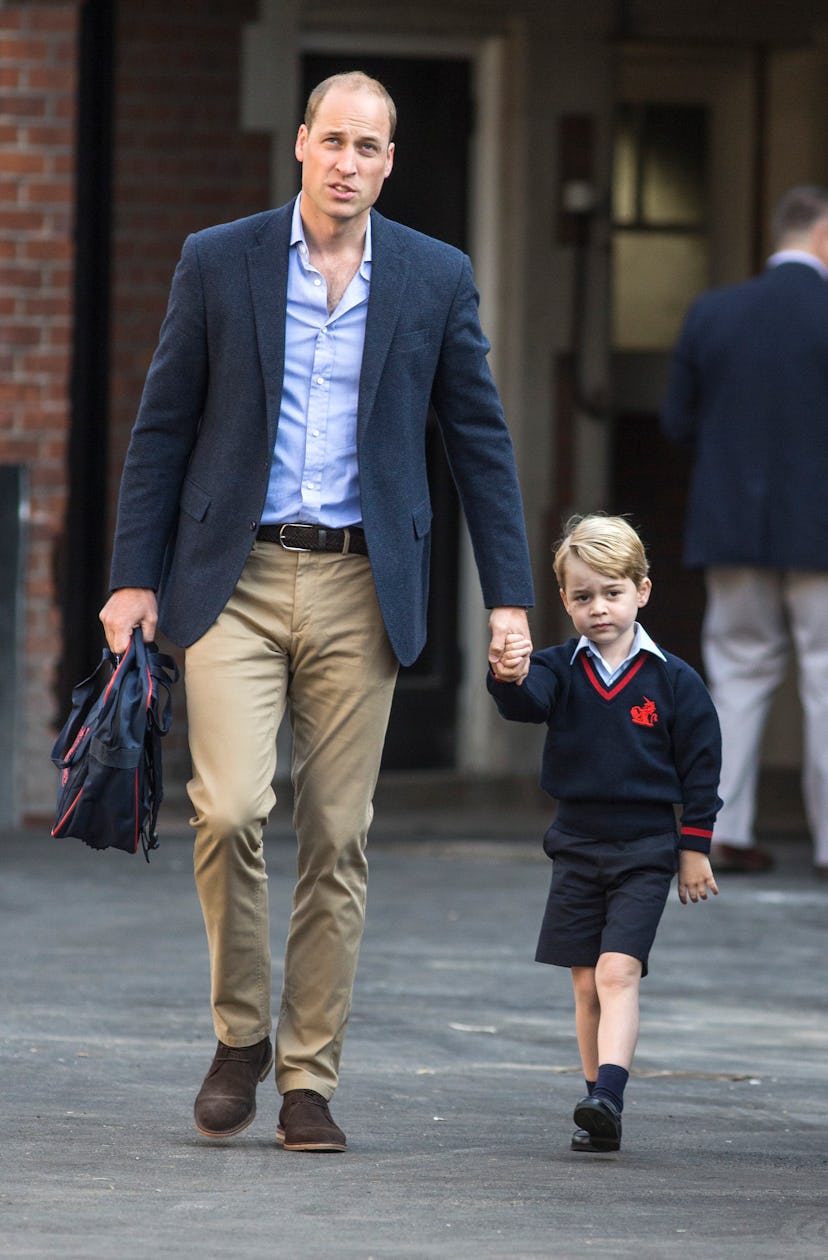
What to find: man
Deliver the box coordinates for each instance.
[661,185,828,880]
[100,72,534,1151]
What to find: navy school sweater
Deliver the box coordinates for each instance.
[487,638,722,852]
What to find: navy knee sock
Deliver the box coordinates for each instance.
[593,1063,629,1112]
[585,1078,596,1096]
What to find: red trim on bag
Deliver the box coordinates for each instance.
[103,649,130,703]
[52,787,83,836]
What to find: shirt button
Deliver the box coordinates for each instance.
[316,376,324,385]
[312,429,320,437]
[314,278,322,287]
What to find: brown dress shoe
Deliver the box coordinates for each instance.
[276,1089,347,1152]
[710,842,774,873]
[194,1037,273,1138]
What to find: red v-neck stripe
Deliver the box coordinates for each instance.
[580,651,647,700]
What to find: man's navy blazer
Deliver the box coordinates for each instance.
[661,261,828,571]
[109,202,534,665]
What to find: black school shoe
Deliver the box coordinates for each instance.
[572,1095,623,1150]
[571,1125,621,1153]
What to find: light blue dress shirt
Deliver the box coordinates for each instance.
[262,197,370,527]
[570,621,666,687]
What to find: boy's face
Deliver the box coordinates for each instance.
[560,554,651,656]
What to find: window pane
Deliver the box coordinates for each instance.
[613,108,639,225]
[641,104,707,226]
[612,230,709,350]
[613,103,708,228]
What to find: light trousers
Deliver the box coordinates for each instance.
[184,541,399,1097]
[702,567,828,864]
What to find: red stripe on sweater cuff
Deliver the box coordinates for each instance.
[681,826,713,838]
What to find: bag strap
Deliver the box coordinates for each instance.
[50,650,117,766]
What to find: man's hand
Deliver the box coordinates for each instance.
[99,588,158,655]
[678,850,719,905]
[493,631,532,683]
[488,607,532,684]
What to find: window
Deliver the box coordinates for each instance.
[612,103,710,350]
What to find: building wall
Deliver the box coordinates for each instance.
[0,2,80,816]
[6,0,828,818]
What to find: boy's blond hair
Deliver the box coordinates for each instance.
[554,513,649,589]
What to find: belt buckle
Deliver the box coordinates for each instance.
[278,523,317,552]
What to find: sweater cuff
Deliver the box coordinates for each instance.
[678,824,713,855]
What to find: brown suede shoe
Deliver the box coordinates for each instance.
[276,1089,347,1152]
[194,1037,273,1138]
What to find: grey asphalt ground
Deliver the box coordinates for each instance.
[1,788,826,1260]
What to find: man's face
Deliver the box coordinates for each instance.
[295,84,394,228]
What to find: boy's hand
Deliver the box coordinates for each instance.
[493,631,532,684]
[678,850,719,905]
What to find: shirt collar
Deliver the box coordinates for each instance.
[767,249,828,280]
[569,622,666,668]
[291,195,373,273]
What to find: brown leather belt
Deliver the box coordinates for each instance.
[256,522,368,556]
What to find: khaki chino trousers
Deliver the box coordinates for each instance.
[703,566,828,866]
[184,540,399,1098]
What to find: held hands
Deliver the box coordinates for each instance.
[99,588,159,656]
[678,850,719,905]
[488,607,533,685]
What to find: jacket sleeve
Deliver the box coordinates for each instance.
[670,662,723,852]
[109,234,209,591]
[660,300,703,448]
[430,255,534,610]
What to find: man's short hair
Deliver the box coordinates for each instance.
[771,185,828,247]
[554,513,650,589]
[304,71,397,142]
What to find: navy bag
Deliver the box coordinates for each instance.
[50,627,179,860]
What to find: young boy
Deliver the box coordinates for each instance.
[487,514,721,1153]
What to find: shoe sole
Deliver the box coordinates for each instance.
[275,1126,346,1153]
[571,1137,621,1153]
[194,1050,274,1140]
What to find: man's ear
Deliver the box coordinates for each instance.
[812,218,828,269]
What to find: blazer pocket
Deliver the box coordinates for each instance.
[412,498,433,540]
[180,476,211,523]
[390,328,430,355]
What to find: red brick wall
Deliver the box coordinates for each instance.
[0,3,79,816]
[109,1,272,791]
[1,2,271,816]
[109,1,270,501]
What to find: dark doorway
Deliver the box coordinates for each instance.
[59,0,114,709]
[610,410,706,673]
[301,54,472,768]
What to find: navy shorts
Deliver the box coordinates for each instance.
[535,825,678,977]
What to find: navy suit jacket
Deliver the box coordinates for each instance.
[660,261,828,570]
[109,202,534,665]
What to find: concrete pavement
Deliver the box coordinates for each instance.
[1,795,826,1259]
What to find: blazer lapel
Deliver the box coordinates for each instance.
[358,211,410,442]
[246,206,292,452]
